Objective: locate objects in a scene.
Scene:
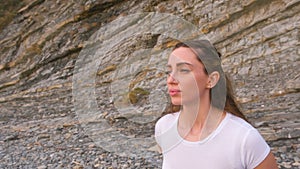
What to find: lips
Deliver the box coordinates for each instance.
[169,89,181,96]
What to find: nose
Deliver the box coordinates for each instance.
[167,73,178,84]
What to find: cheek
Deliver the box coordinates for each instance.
[187,74,208,92]
[195,70,208,83]
[178,75,199,90]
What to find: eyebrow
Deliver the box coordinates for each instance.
[167,62,193,67]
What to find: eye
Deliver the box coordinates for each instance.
[165,70,172,75]
[179,69,190,73]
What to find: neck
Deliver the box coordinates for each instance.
[179,93,211,127]
[178,97,225,141]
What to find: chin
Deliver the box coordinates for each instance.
[171,99,182,105]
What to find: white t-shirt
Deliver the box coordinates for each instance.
[155,112,270,169]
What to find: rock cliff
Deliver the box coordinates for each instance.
[0,0,299,168]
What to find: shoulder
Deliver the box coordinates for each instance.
[225,113,268,144]
[225,113,270,168]
[225,113,268,141]
[155,112,179,134]
[223,113,270,151]
[226,113,253,129]
[157,112,179,124]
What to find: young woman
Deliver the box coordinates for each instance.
[155,40,278,169]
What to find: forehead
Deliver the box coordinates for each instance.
[168,47,202,66]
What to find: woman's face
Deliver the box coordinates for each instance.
[166,47,210,106]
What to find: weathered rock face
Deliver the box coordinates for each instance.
[0,0,299,168]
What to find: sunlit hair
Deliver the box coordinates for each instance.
[165,40,247,121]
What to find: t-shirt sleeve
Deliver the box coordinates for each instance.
[242,129,271,169]
[155,118,163,147]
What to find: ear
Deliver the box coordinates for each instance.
[207,71,220,88]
